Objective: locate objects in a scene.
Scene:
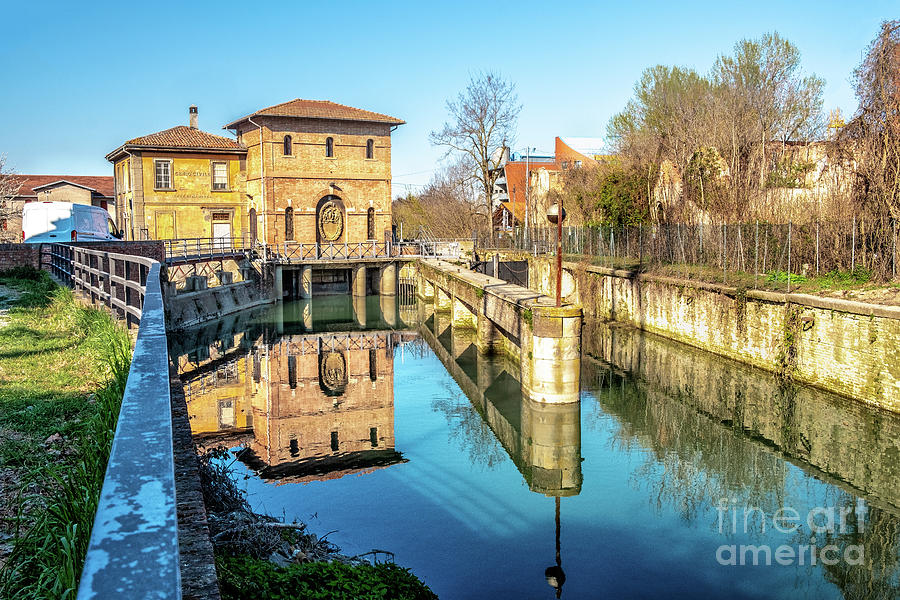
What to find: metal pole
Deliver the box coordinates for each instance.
[556,200,563,307]
[816,221,820,276]
[852,215,856,273]
[787,221,792,293]
[755,220,759,289]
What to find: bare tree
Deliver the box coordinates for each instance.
[0,155,23,243]
[429,71,521,229]
[841,20,900,223]
[392,159,486,238]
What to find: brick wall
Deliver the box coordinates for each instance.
[70,240,166,263]
[0,243,41,272]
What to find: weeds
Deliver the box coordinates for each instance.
[0,273,131,599]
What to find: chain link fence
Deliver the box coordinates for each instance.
[478,219,899,289]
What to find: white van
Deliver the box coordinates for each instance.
[22,202,121,243]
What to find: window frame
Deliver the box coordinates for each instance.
[325,136,334,158]
[153,159,174,191]
[365,138,374,159]
[283,135,293,156]
[210,160,229,192]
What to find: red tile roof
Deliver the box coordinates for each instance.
[125,125,243,150]
[225,99,405,128]
[14,175,115,198]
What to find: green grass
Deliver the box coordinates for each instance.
[216,555,439,600]
[0,267,131,599]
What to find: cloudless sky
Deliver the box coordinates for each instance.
[1,0,895,197]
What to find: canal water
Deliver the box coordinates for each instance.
[170,295,900,600]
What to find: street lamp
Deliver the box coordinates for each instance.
[547,200,566,307]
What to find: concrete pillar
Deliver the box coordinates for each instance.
[298,298,313,331]
[351,265,367,297]
[379,263,397,296]
[299,265,313,299]
[274,265,284,301]
[274,300,284,335]
[521,398,582,496]
[450,325,475,360]
[435,286,451,312]
[520,304,582,404]
[492,253,499,279]
[418,275,435,301]
[380,294,397,328]
[451,296,476,329]
[352,294,367,328]
[475,312,498,354]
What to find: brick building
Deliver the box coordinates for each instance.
[107,100,404,245]
[224,99,404,247]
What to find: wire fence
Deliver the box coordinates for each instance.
[477,219,899,288]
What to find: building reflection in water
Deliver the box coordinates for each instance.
[171,294,416,484]
[418,302,581,597]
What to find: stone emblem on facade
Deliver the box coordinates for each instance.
[319,351,347,394]
[318,201,343,242]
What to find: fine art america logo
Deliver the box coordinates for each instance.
[714,498,867,567]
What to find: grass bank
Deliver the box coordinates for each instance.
[199,449,438,600]
[0,267,131,599]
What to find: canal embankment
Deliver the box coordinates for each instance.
[481,251,900,412]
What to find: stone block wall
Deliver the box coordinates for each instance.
[518,253,900,412]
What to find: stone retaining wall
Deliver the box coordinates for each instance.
[485,251,900,412]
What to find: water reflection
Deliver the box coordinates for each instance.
[171,296,417,483]
[170,297,900,599]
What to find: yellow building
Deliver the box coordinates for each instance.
[106,106,247,241]
[107,100,405,245]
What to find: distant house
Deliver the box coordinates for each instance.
[0,175,115,242]
[493,137,600,230]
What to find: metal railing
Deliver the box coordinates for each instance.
[479,220,900,286]
[164,235,253,264]
[269,240,427,261]
[44,244,155,328]
[41,244,181,599]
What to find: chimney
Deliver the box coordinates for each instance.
[189,105,198,129]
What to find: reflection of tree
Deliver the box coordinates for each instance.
[431,382,506,470]
[817,500,900,600]
[589,363,788,528]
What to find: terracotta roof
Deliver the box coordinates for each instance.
[124,125,242,150]
[14,175,115,198]
[225,99,405,128]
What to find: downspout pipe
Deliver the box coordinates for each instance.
[248,116,267,249]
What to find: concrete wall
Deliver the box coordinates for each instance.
[166,280,273,330]
[513,252,900,412]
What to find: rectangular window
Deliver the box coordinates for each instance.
[154,160,172,190]
[212,161,228,190]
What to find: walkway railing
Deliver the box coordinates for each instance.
[164,235,252,264]
[42,244,181,600]
[45,244,155,328]
[269,240,428,261]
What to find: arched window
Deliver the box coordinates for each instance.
[283,135,292,156]
[366,139,374,159]
[285,207,294,241]
[367,207,375,240]
[325,137,334,157]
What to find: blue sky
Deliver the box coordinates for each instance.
[1,0,895,197]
